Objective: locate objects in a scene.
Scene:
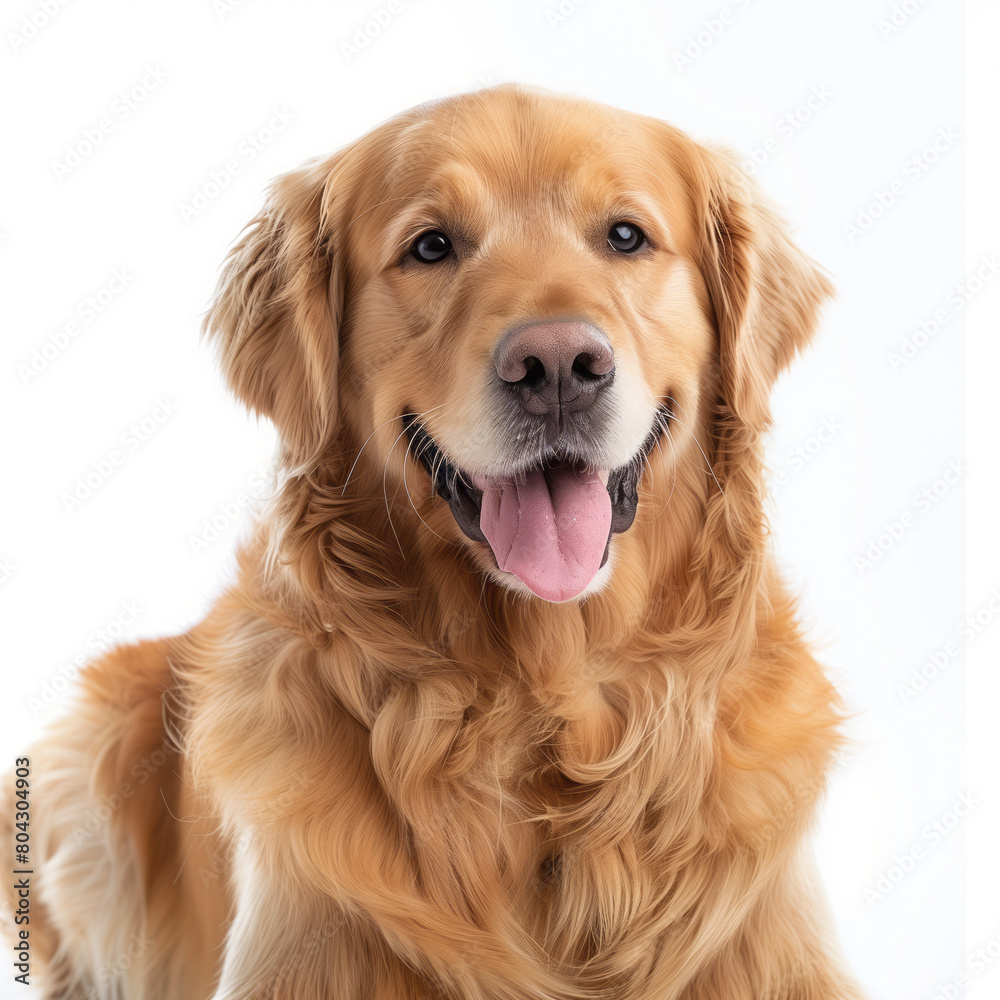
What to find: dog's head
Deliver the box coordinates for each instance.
[206,85,831,605]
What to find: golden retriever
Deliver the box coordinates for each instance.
[2,84,866,999]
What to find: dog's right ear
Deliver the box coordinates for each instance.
[203,154,344,469]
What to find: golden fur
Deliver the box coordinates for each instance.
[2,85,866,998]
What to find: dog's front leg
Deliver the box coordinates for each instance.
[208,830,435,1000]
[675,852,869,1000]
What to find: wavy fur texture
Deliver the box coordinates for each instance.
[2,85,866,999]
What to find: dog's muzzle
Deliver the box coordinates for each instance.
[402,405,669,603]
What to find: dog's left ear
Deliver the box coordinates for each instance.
[204,154,344,468]
[688,143,834,430]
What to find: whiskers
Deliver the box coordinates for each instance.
[378,405,447,555]
[341,412,409,497]
[400,411,455,548]
[640,424,679,524]
[658,395,724,497]
[340,406,491,552]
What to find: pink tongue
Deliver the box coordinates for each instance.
[477,464,611,602]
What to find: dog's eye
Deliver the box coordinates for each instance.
[410,230,453,263]
[607,222,646,254]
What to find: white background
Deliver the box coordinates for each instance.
[1,1,994,998]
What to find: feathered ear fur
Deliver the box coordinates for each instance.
[203,155,344,468]
[688,144,834,430]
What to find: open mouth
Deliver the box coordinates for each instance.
[402,407,670,602]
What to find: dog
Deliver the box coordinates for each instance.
[2,84,866,999]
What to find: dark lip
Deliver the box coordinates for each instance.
[401,406,671,545]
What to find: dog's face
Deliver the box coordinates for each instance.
[207,86,831,604]
[341,93,716,603]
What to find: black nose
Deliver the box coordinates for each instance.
[494,321,615,416]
